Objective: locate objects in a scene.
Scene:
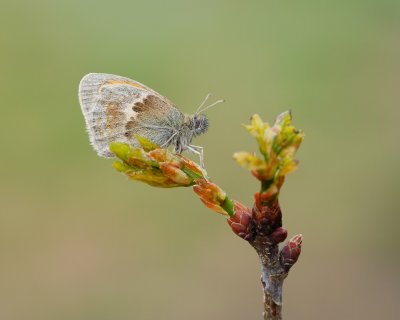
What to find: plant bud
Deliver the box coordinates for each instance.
[280,234,303,271]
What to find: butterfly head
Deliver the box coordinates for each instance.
[189,114,209,137]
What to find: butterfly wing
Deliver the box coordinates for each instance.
[79,73,183,157]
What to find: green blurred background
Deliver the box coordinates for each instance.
[1,0,399,319]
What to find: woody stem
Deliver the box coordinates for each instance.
[250,236,288,320]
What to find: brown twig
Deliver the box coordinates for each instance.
[111,111,304,319]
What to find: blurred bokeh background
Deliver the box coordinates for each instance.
[1,0,399,319]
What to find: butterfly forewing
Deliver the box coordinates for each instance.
[79,73,182,157]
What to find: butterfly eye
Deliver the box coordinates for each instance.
[194,117,201,129]
[191,115,200,129]
[191,114,209,136]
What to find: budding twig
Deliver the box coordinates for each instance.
[110,111,304,320]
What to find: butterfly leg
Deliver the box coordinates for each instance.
[187,144,209,181]
[188,145,205,169]
[160,131,178,148]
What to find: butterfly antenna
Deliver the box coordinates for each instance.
[198,99,225,114]
[195,93,212,114]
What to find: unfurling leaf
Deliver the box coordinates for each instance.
[135,134,160,151]
[193,180,234,216]
[237,111,304,202]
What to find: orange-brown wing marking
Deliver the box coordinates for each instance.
[104,79,145,90]
[105,103,125,131]
[132,95,171,114]
[124,95,177,140]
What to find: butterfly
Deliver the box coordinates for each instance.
[78,73,223,167]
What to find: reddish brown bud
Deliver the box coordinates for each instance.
[280,234,303,271]
[254,191,280,209]
[252,197,282,234]
[270,227,288,244]
[227,201,255,241]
